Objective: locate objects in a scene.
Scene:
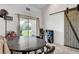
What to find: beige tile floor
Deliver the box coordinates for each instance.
[47,43,79,54]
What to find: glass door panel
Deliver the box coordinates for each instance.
[20,18,29,37]
[29,19,36,37]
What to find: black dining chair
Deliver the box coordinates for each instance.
[37,45,55,54]
[44,45,55,54]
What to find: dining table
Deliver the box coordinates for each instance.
[7,36,46,54]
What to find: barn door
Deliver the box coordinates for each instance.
[64,9,79,48]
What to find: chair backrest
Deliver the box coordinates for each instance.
[44,46,55,54]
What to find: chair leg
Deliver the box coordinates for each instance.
[35,51,37,54]
[11,51,13,54]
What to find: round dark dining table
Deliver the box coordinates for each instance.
[7,36,46,54]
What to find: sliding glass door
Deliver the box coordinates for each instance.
[19,15,37,38]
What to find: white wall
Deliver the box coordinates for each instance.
[0,18,5,36]
[42,4,77,45]
[47,12,64,45]
[0,4,42,36]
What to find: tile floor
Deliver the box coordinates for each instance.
[47,43,79,54]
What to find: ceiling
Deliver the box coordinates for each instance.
[29,4,49,9]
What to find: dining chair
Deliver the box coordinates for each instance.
[37,45,55,54]
[44,45,55,54]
